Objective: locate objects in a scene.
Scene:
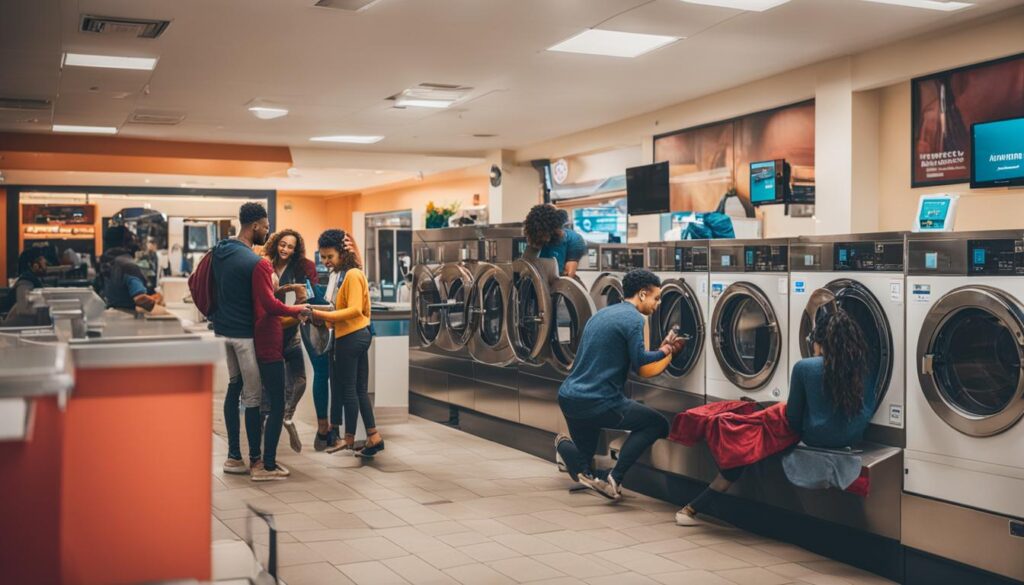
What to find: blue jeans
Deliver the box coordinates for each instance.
[558,398,669,483]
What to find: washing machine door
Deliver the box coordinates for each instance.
[411,265,442,348]
[650,279,705,378]
[508,258,554,363]
[799,279,893,414]
[547,277,597,376]
[590,274,624,309]
[711,282,781,390]
[917,285,1024,437]
[434,262,476,352]
[467,263,515,365]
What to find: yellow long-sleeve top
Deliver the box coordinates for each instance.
[313,268,372,338]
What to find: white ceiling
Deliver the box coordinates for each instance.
[1,0,1022,160]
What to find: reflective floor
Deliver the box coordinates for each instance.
[212,391,894,584]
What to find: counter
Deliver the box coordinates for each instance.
[370,302,411,422]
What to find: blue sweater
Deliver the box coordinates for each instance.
[540,230,587,274]
[211,239,260,338]
[785,357,876,448]
[559,302,666,418]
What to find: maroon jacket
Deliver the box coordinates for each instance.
[252,258,304,362]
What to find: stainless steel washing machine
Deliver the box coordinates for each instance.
[589,244,647,309]
[706,238,791,403]
[789,233,907,447]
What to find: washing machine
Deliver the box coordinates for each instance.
[900,231,1024,582]
[706,238,790,403]
[788,233,907,446]
[589,244,647,309]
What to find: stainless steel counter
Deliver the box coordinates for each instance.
[0,338,74,399]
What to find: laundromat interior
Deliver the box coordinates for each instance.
[2,1,1024,584]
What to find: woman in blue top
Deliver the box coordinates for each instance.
[676,308,872,526]
[524,204,587,277]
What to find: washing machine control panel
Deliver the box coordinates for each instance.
[834,241,904,272]
[968,238,1024,276]
[744,245,788,272]
[601,247,645,271]
[674,246,709,272]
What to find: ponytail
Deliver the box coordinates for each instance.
[811,309,868,418]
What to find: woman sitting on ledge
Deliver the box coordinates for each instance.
[675,308,875,526]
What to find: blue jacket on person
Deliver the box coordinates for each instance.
[540,229,587,274]
[785,357,876,448]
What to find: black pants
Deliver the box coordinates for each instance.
[331,327,374,436]
[245,361,286,469]
[559,398,669,484]
[225,377,243,461]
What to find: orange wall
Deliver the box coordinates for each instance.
[274,194,332,246]
[324,196,357,234]
[354,176,488,217]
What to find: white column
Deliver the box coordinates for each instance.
[488,149,542,224]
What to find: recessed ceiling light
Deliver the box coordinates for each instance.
[52,124,118,134]
[679,0,790,10]
[247,99,289,120]
[310,135,385,144]
[860,0,972,11]
[548,29,681,58]
[394,96,455,109]
[62,52,158,71]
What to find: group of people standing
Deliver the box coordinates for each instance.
[212,202,383,481]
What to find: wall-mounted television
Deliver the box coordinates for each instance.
[626,161,670,216]
[971,117,1024,189]
[749,159,791,206]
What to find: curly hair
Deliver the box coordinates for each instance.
[622,269,662,298]
[812,309,868,418]
[317,229,360,272]
[523,204,565,248]
[264,229,306,270]
[239,201,268,226]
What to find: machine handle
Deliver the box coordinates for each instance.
[921,354,935,375]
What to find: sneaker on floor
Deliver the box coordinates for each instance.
[251,462,289,482]
[326,438,352,454]
[675,508,702,526]
[356,439,385,458]
[223,457,249,475]
[578,474,621,502]
[284,419,302,453]
[554,434,581,482]
[607,474,623,499]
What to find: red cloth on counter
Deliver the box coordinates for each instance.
[845,468,871,497]
[669,400,800,470]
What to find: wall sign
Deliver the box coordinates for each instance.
[552,158,570,185]
[911,52,1024,187]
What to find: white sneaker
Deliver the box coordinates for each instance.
[608,475,623,499]
[580,474,622,502]
[675,508,702,526]
[223,457,248,475]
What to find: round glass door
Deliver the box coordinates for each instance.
[918,285,1024,436]
[468,264,515,365]
[412,265,441,347]
[508,259,553,362]
[548,278,596,375]
[435,263,475,352]
[650,280,705,378]
[799,280,892,415]
[590,274,624,310]
[712,282,780,390]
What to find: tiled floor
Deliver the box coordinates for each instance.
[211,401,894,585]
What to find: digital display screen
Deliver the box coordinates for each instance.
[626,162,670,216]
[750,160,779,204]
[972,117,1024,188]
[573,207,626,244]
[918,198,951,230]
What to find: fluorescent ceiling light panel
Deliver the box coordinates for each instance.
[548,29,681,58]
[52,124,118,134]
[310,135,385,144]
[62,52,158,71]
[860,0,973,11]
[679,0,791,11]
[247,106,289,120]
[394,97,454,109]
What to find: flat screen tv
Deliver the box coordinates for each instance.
[626,162,670,216]
[971,117,1024,189]
[749,159,790,206]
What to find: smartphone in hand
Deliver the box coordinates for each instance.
[305,279,315,301]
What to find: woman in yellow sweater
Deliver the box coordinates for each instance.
[312,229,384,457]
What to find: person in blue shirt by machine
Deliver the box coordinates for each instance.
[98,225,163,312]
[524,203,587,277]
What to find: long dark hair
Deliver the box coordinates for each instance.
[317,229,360,272]
[811,308,868,418]
[264,229,307,275]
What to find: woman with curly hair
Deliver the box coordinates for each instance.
[523,203,587,277]
[676,308,873,526]
[313,229,384,457]
[264,229,319,453]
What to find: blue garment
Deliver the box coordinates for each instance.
[126,275,147,298]
[100,250,148,310]
[785,357,875,449]
[540,230,587,274]
[558,302,665,418]
[782,445,863,491]
[211,239,261,338]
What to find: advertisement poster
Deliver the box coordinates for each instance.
[911,53,1024,187]
[653,101,815,211]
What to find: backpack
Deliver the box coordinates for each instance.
[187,248,217,317]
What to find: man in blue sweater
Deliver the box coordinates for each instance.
[557,269,686,501]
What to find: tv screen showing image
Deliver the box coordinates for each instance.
[626,162,670,216]
[971,117,1024,189]
[750,160,781,205]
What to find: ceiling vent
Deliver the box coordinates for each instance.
[80,15,171,39]
[388,83,473,108]
[472,134,497,138]
[0,97,52,112]
[128,109,186,125]
[313,0,382,11]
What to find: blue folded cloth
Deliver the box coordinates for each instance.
[782,444,863,491]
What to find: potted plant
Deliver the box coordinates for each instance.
[425,200,460,229]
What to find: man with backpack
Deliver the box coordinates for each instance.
[208,202,310,477]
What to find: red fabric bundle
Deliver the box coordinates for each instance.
[669,400,801,470]
[844,468,871,497]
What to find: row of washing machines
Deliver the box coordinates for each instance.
[409,225,1024,583]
